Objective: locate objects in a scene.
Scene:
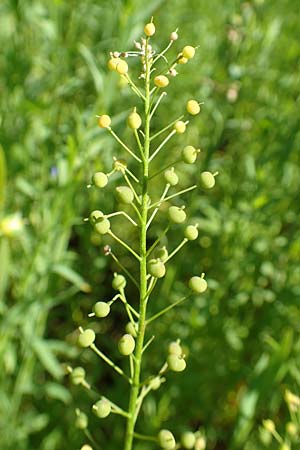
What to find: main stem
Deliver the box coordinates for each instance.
[123,39,151,450]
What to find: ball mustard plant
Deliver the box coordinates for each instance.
[72,19,217,450]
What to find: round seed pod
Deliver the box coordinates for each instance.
[155,246,168,263]
[186,100,200,115]
[116,60,128,75]
[118,334,135,355]
[178,55,188,64]
[144,22,156,36]
[182,45,196,59]
[125,321,137,337]
[70,367,86,385]
[168,206,186,224]
[184,225,199,241]
[127,111,142,129]
[92,172,108,188]
[168,341,182,356]
[149,376,162,390]
[94,301,110,318]
[112,274,126,290]
[286,421,297,436]
[164,168,179,186]
[167,354,186,372]
[78,329,95,348]
[147,258,166,278]
[75,411,88,429]
[189,276,208,294]
[107,57,120,71]
[158,429,176,450]
[174,121,186,134]
[181,431,196,449]
[89,210,104,225]
[154,75,169,88]
[181,145,199,164]
[97,115,111,128]
[200,171,215,189]
[81,445,93,450]
[115,186,134,204]
[94,218,110,235]
[93,398,111,418]
[195,436,206,450]
[170,31,178,41]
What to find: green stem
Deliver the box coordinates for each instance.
[123,37,151,450]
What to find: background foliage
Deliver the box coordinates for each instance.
[1,0,299,449]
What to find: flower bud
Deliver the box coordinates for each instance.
[164,167,179,186]
[147,258,166,278]
[174,121,186,134]
[78,329,96,348]
[170,31,178,41]
[97,115,111,128]
[155,246,168,263]
[154,75,169,88]
[181,431,196,449]
[115,186,134,204]
[94,218,110,235]
[158,429,176,450]
[168,206,186,224]
[70,367,86,385]
[116,60,128,75]
[182,45,196,59]
[92,172,108,188]
[127,111,142,129]
[93,398,111,418]
[184,225,198,241]
[181,145,200,164]
[189,276,207,294]
[125,321,138,337]
[118,334,135,355]
[149,376,163,390]
[167,354,186,372]
[93,301,110,318]
[144,22,156,36]
[112,273,127,290]
[200,171,216,189]
[186,99,200,115]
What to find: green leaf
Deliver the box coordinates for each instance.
[32,339,64,379]
[52,263,91,293]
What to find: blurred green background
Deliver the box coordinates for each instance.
[1,0,300,449]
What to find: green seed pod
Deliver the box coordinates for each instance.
[155,246,168,263]
[189,276,208,294]
[164,168,179,186]
[94,218,110,235]
[200,171,215,189]
[168,341,182,356]
[78,329,95,348]
[112,273,127,290]
[118,333,135,355]
[125,321,137,337]
[184,225,199,241]
[147,258,166,278]
[174,120,186,134]
[158,429,176,450]
[167,354,186,372]
[186,99,200,115]
[115,186,134,204]
[70,367,86,385]
[182,45,196,59]
[97,115,111,128]
[92,172,108,188]
[181,432,196,449]
[89,210,104,225]
[81,445,93,450]
[144,22,156,37]
[127,111,142,129]
[154,75,169,88]
[93,398,111,418]
[93,301,110,318]
[75,411,88,429]
[149,376,162,390]
[168,206,186,224]
[181,145,200,164]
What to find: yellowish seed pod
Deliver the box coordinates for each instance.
[116,60,128,75]
[127,111,142,129]
[97,115,111,128]
[144,22,156,36]
[107,57,121,71]
[174,121,186,134]
[154,75,169,88]
[182,45,196,59]
[178,55,188,64]
[186,100,201,115]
